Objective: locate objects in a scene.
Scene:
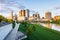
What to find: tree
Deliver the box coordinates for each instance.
[12,21,15,28]
[0,15,5,22]
[8,19,13,23]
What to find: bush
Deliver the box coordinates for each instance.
[12,21,16,28]
[52,20,60,24]
[18,21,36,40]
[8,19,13,23]
[0,15,7,22]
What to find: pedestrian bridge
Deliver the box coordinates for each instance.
[0,24,12,40]
[0,24,27,40]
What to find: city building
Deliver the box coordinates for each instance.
[18,9,29,21]
[18,10,25,21]
[45,12,52,20]
[21,10,25,16]
[19,10,25,17]
[54,15,60,20]
[28,16,34,21]
[13,14,17,21]
[8,10,13,20]
[39,18,52,22]
[25,9,29,17]
[25,9,29,20]
[33,13,40,21]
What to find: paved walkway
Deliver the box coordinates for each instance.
[5,24,19,40]
[16,31,27,40]
[5,23,27,40]
[0,24,12,40]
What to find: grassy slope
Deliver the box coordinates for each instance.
[29,24,60,40]
[19,24,60,40]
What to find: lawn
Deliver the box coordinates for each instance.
[18,21,60,40]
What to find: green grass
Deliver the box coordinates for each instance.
[18,23,60,40]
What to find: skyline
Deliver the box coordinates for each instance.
[0,0,60,17]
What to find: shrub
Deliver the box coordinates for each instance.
[12,21,16,28]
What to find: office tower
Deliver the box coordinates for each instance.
[45,12,52,19]
[19,10,22,16]
[22,10,25,16]
[18,9,26,21]
[33,13,40,21]
[33,13,40,19]
[19,10,25,17]
[10,10,13,19]
[8,10,13,20]
[25,9,29,17]
[13,14,17,21]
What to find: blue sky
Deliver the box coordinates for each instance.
[0,0,60,18]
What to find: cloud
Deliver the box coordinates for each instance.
[46,6,60,11]
[0,0,7,3]
[0,0,26,13]
[0,2,11,13]
[53,6,60,10]
[0,0,26,9]
[9,2,26,9]
[0,0,15,3]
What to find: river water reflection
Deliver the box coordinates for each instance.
[40,23,60,31]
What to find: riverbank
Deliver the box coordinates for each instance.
[18,21,60,40]
[50,20,60,24]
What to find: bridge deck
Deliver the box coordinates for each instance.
[0,24,12,40]
[5,24,19,40]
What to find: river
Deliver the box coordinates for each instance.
[40,23,60,31]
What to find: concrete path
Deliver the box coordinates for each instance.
[5,23,27,40]
[5,24,19,40]
[16,31,27,40]
[0,24,12,40]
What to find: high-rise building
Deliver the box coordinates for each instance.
[19,10,22,16]
[8,10,13,20]
[13,14,17,21]
[18,9,26,21]
[22,10,25,16]
[25,9,29,17]
[45,12,52,20]
[33,13,40,21]
[33,13,40,19]
[18,9,30,21]
[10,10,13,19]
[19,10,25,17]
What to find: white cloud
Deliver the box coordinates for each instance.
[0,0,26,13]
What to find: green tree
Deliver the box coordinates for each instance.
[0,15,6,22]
[8,19,13,23]
[12,21,16,28]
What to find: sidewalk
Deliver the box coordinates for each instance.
[5,24,19,40]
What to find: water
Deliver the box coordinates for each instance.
[40,23,60,31]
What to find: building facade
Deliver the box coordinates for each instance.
[54,15,60,20]
[18,9,29,21]
[33,13,40,21]
[25,9,29,17]
[45,12,52,20]
[8,11,13,20]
